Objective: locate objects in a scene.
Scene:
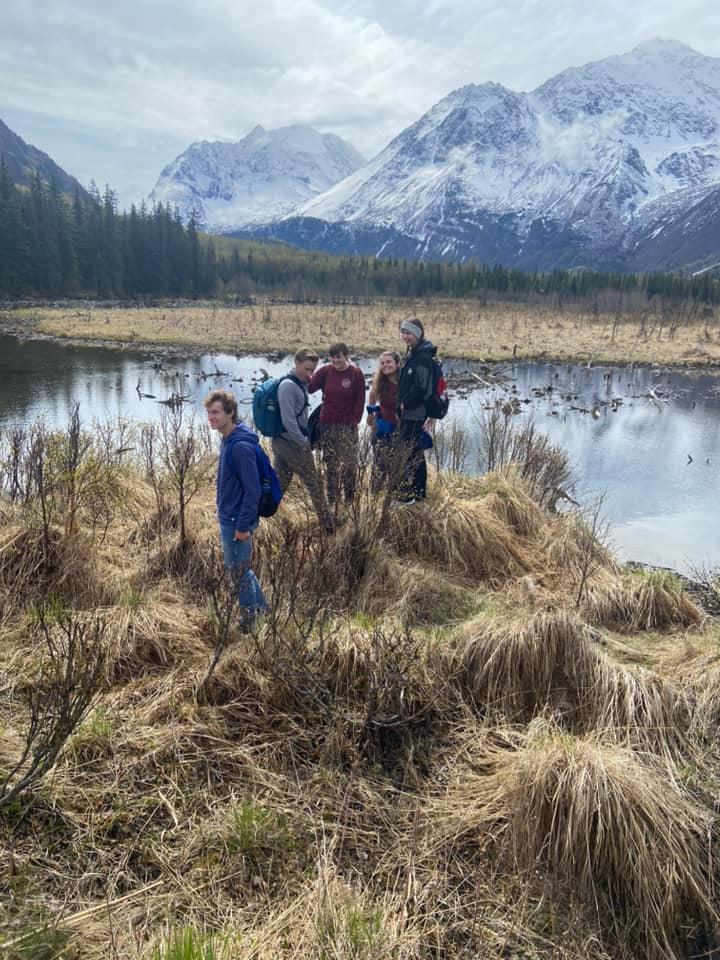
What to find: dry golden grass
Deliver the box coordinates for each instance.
[452,608,692,757]
[431,723,715,958]
[584,568,704,631]
[1,451,719,960]
[90,581,210,685]
[8,298,720,366]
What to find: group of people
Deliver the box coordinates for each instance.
[203,317,439,627]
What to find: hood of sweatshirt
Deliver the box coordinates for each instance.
[410,339,437,360]
[223,421,259,450]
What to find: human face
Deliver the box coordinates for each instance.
[379,353,398,376]
[206,401,234,436]
[330,352,349,371]
[401,329,418,349]
[295,359,317,383]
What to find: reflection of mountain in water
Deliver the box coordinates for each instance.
[0,337,718,571]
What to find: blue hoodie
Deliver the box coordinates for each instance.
[216,422,262,532]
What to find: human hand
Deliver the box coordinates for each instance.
[234,530,251,542]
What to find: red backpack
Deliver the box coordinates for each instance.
[426,358,450,419]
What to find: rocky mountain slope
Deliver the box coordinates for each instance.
[149,125,364,231]
[259,40,720,271]
[0,117,86,195]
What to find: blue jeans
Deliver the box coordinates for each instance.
[219,522,267,622]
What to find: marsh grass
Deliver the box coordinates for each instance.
[584,568,704,631]
[432,723,715,958]
[0,411,718,960]
[14,298,720,367]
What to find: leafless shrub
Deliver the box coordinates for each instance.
[0,424,27,503]
[570,494,611,608]
[197,546,242,697]
[138,421,167,543]
[0,606,105,807]
[157,406,213,545]
[475,407,573,508]
[359,623,438,768]
[430,420,470,474]
[0,406,129,545]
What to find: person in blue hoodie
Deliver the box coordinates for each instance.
[204,389,267,626]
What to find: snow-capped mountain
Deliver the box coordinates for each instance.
[149,125,364,231]
[258,40,720,271]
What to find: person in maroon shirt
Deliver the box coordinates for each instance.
[308,342,366,505]
[366,350,401,492]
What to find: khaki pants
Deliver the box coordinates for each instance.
[271,436,330,526]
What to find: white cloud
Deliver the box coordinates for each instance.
[1,0,719,205]
[537,111,626,170]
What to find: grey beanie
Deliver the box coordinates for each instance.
[400,319,423,340]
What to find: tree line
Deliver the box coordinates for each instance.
[0,163,213,298]
[1,160,719,307]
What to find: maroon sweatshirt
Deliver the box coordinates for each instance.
[309,363,366,426]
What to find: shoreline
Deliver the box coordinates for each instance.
[4,316,720,375]
[1,320,719,583]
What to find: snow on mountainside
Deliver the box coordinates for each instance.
[150,125,364,231]
[268,39,720,270]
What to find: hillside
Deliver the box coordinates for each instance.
[0,117,87,195]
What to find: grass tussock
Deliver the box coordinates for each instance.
[91,582,209,684]
[584,569,704,631]
[454,607,692,754]
[385,480,543,584]
[688,655,720,738]
[1,410,719,960]
[434,725,716,959]
[0,522,104,609]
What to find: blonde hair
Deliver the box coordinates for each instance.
[203,389,239,423]
[294,348,319,364]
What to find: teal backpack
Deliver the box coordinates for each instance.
[252,377,287,437]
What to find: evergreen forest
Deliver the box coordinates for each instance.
[1,161,719,306]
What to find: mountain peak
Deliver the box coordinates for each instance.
[271,40,720,274]
[150,124,364,231]
[631,37,702,58]
[246,124,267,140]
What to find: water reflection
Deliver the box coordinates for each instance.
[0,335,718,573]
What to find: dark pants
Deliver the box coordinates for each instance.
[271,436,331,526]
[317,423,358,504]
[397,419,427,501]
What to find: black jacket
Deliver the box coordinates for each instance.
[397,339,436,420]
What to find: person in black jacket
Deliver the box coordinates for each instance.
[396,318,435,503]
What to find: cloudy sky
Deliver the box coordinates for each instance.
[2,0,719,207]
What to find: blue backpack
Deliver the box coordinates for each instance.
[254,443,283,518]
[252,376,287,437]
